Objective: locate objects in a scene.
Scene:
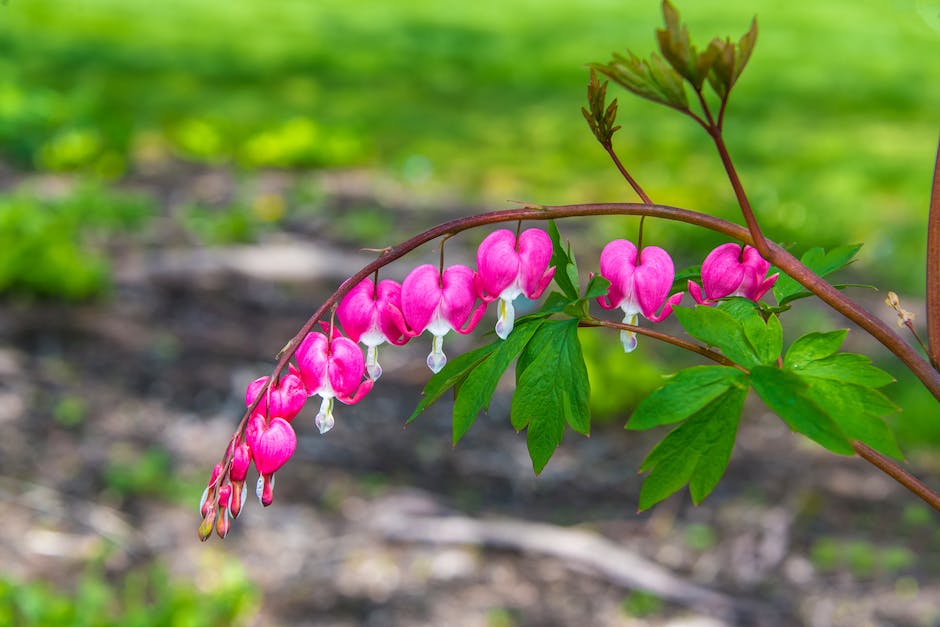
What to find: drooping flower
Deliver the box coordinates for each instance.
[294,330,373,434]
[337,278,410,381]
[245,414,297,507]
[688,243,778,305]
[245,365,307,422]
[475,228,555,340]
[401,264,487,373]
[597,239,683,352]
[227,441,252,518]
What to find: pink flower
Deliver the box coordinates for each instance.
[597,239,683,352]
[476,228,555,339]
[227,441,252,518]
[337,278,410,381]
[295,331,373,434]
[401,264,487,373]
[246,414,297,507]
[245,365,307,422]
[688,243,778,305]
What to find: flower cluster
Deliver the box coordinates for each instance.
[198,230,777,539]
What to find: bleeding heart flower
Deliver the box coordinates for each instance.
[245,365,307,422]
[227,441,252,518]
[597,239,683,352]
[337,278,410,381]
[401,264,487,373]
[688,243,778,305]
[295,331,373,434]
[246,415,297,507]
[476,228,555,339]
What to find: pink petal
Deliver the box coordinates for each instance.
[701,243,746,300]
[688,280,708,305]
[326,336,367,397]
[375,280,410,345]
[247,417,297,475]
[337,279,377,343]
[476,229,520,300]
[295,332,330,394]
[599,239,638,310]
[230,441,252,482]
[517,228,554,298]
[401,264,443,334]
[440,265,483,332]
[634,246,675,319]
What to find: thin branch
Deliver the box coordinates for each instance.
[853,442,940,514]
[927,134,940,370]
[582,318,744,371]
[604,145,654,205]
[708,129,771,259]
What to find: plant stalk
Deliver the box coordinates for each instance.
[926,134,940,370]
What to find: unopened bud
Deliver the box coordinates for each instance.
[198,510,216,542]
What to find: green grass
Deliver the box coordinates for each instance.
[1,0,938,288]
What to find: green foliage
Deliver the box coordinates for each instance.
[511,319,591,474]
[635,381,748,510]
[753,330,901,458]
[581,70,620,148]
[0,563,257,627]
[674,298,782,368]
[772,244,865,308]
[620,590,664,618]
[0,186,153,300]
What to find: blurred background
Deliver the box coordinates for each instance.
[1,0,939,625]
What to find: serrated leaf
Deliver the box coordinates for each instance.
[647,53,689,108]
[547,220,579,300]
[628,365,746,430]
[674,305,760,368]
[637,385,747,510]
[784,330,848,369]
[407,342,500,423]
[451,319,544,445]
[751,366,855,455]
[511,319,591,473]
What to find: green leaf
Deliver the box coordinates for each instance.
[784,330,848,369]
[674,305,760,368]
[797,353,895,388]
[407,342,499,424]
[451,319,543,445]
[801,378,902,459]
[733,17,758,84]
[583,274,611,301]
[718,298,781,366]
[750,366,855,455]
[511,319,591,473]
[637,385,747,511]
[773,244,862,305]
[547,220,579,300]
[628,365,746,430]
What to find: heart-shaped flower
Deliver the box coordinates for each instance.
[688,243,778,305]
[476,228,555,339]
[295,331,373,434]
[337,278,410,381]
[245,365,307,422]
[401,264,487,373]
[246,415,297,506]
[597,239,683,352]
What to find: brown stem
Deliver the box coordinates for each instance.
[605,145,654,205]
[709,130,771,259]
[583,318,744,371]
[853,442,940,514]
[927,134,940,370]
